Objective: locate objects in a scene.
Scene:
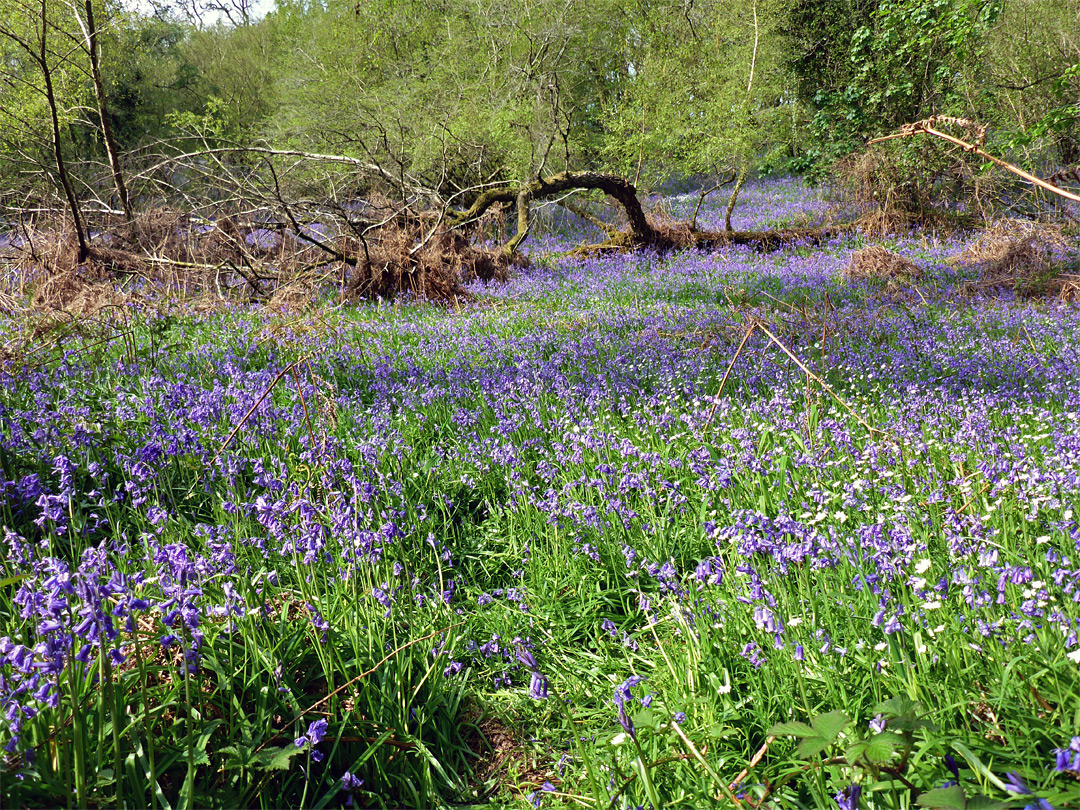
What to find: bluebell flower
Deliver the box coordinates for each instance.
[296,717,328,750]
[1053,737,1080,774]
[516,647,539,672]
[834,783,861,810]
[613,675,644,707]
[1004,771,1031,795]
[341,771,364,791]
[528,672,549,700]
[616,702,636,740]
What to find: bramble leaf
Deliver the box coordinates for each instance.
[874,695,935,732]
[796,737,832,758]
[917,785,967,809]
[845,741,868,762]
[873,696,920,718]
[863,733,899,764]
[257,745,305,771]
[810,710,850,741]
[768,721,817,738]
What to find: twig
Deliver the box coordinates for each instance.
[604,754,690,810]
[290,364,318,455]
[752,317,886,441]
[248,621,467,761]
[669,721,740,803]
[868,119,1080,204]
[210,356,311,466]
[730,735,775,791]
[700,320,757,436]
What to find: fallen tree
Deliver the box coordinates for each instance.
[441,169,842,257]
[5,139,848,308]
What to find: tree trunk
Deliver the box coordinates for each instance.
[39,0,89,262]
[724,167,747,233]
[82,0,133,222]
[445,170,661,255]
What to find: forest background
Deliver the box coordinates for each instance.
[0,0,1077,268]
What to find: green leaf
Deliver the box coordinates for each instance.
[195,720,224,753]
[219,745,256,771]
[873,731,907,747]
[633,708,659,732]
[258,744,305,772]
[863,734,898,764]
[917,785,967,809]
[965,796,1010,810]
[952,742,1010,793]
[846,742,868,762]
[810,710,850,741]
[708,723,735,740]
[873,696,935,732]
[873,696,920,718]
[768,721,817,738]
[94,768,115,787]
[796,737,832,758]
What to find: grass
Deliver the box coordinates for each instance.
[2,184,1079,809]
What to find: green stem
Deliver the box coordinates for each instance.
[558,697,603,807]
[135,639,158,810]
[103,644,125,809]
[299,752,312,807]
[605,754,687,810]
[68,644,88,810]
[632,736,663,810]
[181,639,196,810]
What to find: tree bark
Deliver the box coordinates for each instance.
[38,0,89,261]
[724,168,747,233]
[81,0,133,222]
[444,170,661,255]
[567,225,848,257]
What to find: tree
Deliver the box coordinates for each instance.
[982,0,1080,166]
[266,0,631,197]
[259,0,796,253]
[599,0,788,228]
[76,0,133,220]
[783,0,1003,167]
[0,0,91,259]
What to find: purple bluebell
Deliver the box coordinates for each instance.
[834,784,861,810]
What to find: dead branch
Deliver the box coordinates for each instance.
[868,117,1080,204]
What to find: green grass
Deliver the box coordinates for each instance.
[2,235,1079,809]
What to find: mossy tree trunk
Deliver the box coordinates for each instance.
[445,170,662,256]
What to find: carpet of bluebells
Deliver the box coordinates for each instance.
[2,178,1080,809]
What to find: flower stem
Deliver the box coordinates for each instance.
[632,736,663,810]
[67,649,88,810]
